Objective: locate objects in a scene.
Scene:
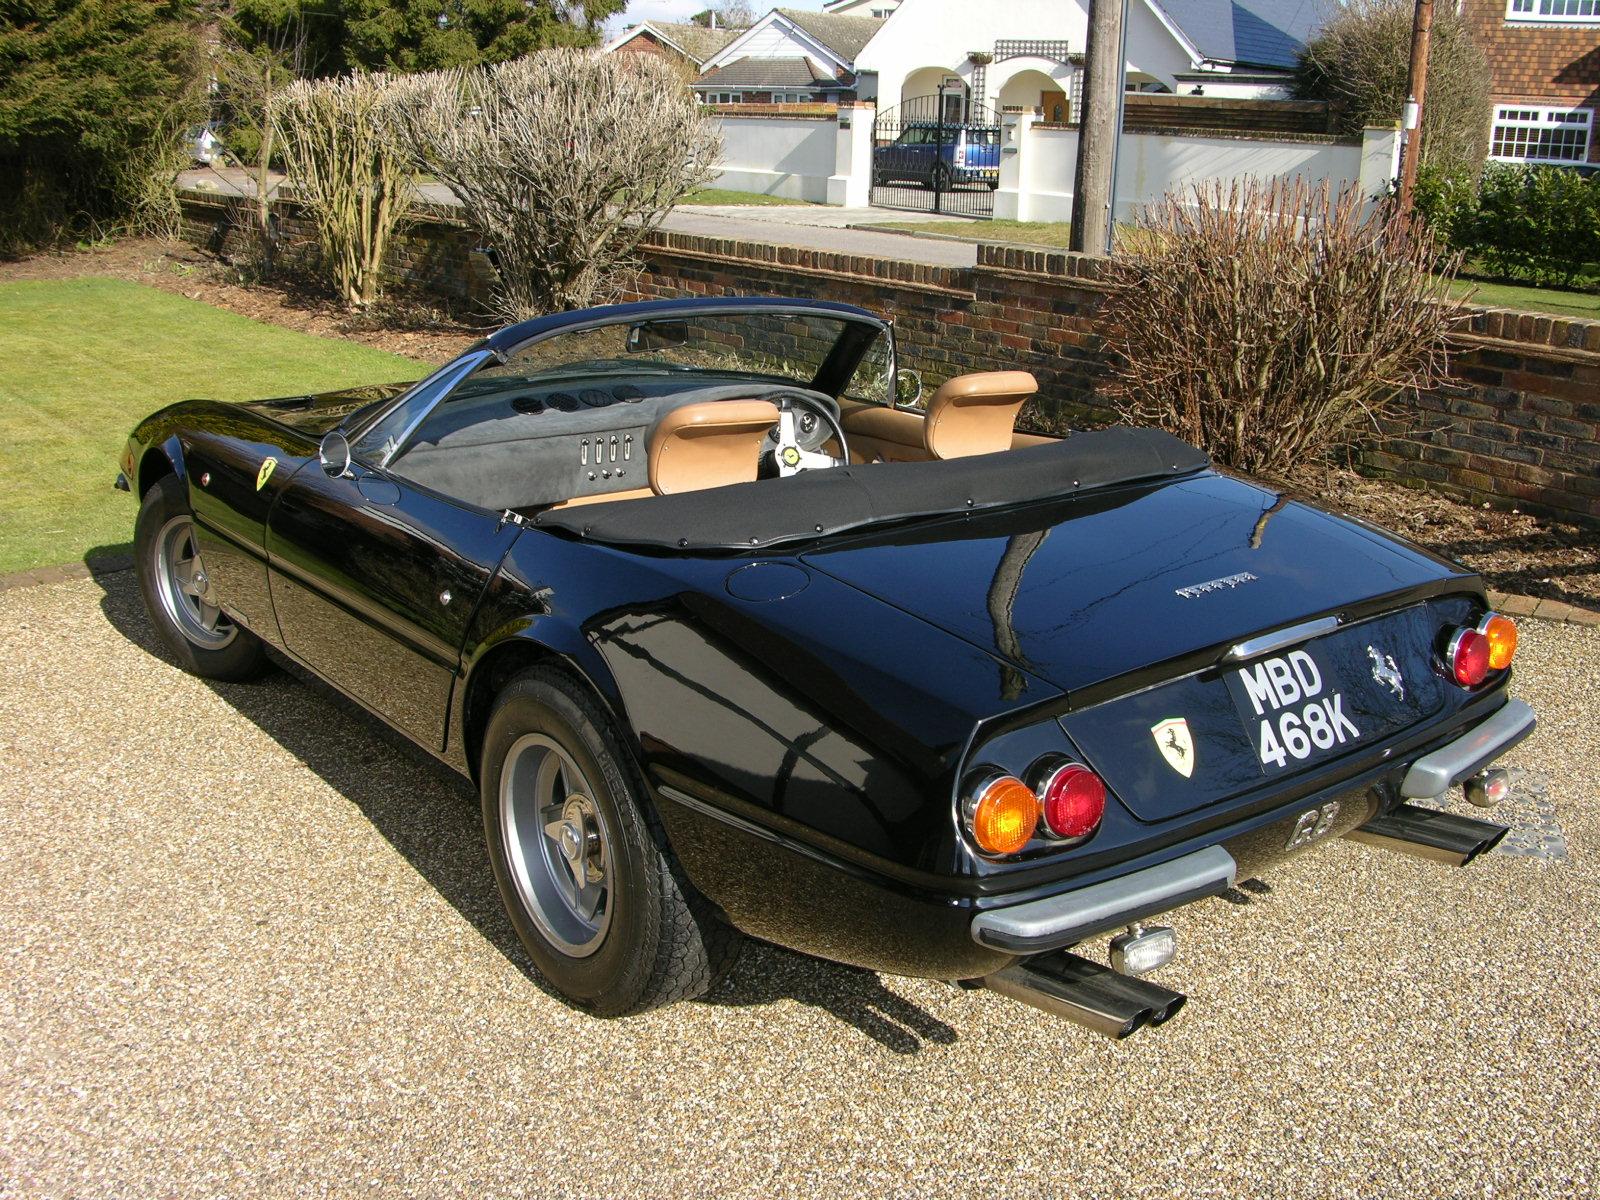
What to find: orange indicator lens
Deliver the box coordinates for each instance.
[1479,613,1518,671]
[970,775,1040,856]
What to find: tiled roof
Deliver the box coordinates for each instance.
[637,22,742,65]
[774,7,884,62]
[1150,0,1325,71]
[695,56,848,88]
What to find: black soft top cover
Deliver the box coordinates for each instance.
[533,426,1209,551]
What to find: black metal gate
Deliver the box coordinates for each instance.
[870,90,999,218]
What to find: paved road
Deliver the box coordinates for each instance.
[2,569,1597,1198]
[178,168,980,269]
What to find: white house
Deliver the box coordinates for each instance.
[851,0,1326,117]
[693,8,885,104]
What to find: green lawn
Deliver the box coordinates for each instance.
[679,188,820,206]
[0,278,421,575]
[1450,277,1600,320]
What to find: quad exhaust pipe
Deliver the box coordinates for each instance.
[985,952,1187,1039]
[1345,802,1510,867]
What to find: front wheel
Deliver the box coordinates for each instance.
[480,668,741,1016]
[134,473,268,680]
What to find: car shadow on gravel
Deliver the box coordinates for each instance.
[93,567,961,1054]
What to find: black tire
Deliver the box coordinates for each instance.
[930,163,951,192]
[480,668,741,1016]
[134,473,269,681]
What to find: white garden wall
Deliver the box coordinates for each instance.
[996,116,1399,224]
[710,114,839,203]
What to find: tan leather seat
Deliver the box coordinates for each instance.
[922,371,1038,460]
[649,399,780,495]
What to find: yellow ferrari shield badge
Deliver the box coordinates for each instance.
[256,457,278,491]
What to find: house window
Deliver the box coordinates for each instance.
[705,92,745,105]
[1489,105,1593,164]
[1506,0,1599,19]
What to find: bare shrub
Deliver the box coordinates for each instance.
[1296,0,1491,174]
[1100,178,1465,478]
[392,50,720,318]
[271,74,415,308]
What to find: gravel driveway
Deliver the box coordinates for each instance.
[3,571,1597,1199]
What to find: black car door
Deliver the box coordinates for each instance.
[265,460,521,750]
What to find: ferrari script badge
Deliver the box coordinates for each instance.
[256,457,278,491]
[1151,717,1195,778]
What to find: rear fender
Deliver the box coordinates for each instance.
[453,615,633,788]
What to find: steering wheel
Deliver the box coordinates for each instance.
[771,392,850,478]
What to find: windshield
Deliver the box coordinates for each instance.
[361,307,892,467]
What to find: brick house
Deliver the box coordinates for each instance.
[1466,0,1600,165]
[602,20,741,75]
[692,8,885,105]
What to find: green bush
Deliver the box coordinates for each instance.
[1474,164,1600,287]
[1416,163,1600,288]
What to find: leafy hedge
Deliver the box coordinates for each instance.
[1416,162,1600,289]
[0,0,204,254]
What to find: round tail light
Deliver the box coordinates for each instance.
[966,774,1039,856]
[1037,761,1107,840]
[1478,612,1518,671]
[1447,627,1491,687]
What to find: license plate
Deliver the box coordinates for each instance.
[1226,647,1364,773]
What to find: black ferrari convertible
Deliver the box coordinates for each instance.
[118,297,1535,1038]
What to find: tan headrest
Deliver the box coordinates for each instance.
[649,400,780,496]
[923,371,1038,460]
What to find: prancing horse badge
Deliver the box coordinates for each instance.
[256,457,278,491]
[1151,717,1195,778]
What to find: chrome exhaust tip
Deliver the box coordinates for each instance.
[1345,802,1510,867]
[985,953,1188,1039]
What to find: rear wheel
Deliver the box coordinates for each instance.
[134,473,268,680]
[480,668,740,1016]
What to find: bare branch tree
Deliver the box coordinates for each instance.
[270,74,416,308]
[1099,178,1467,478]
[219,22,309,270]
[391,49,720,318]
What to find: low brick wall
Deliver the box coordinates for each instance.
[176,188,1600,526]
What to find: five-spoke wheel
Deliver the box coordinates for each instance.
[480,668,741,1016]
[134,473,268,681]
[500,733,614,957]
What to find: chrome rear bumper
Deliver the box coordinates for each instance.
[969,846,1237,955]
[1399,698,1535,799]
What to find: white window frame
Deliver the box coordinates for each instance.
[1505,0,1599,21]
[1488,104,1593,165]
[703,91,745,105]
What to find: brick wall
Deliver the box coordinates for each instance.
[1464,0,1600,162]
[176,189,1600,526]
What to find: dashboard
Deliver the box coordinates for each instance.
[388,373,837,511]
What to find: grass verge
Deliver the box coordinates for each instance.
[872,219,1074,247]
[0,278,420,575]
[680,188,820,206]
[1450,277,1600,320]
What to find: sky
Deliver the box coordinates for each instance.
[602,0,836,38]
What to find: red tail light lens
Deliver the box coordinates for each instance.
[1447,627,1491,687]
[1037,761,1107,840]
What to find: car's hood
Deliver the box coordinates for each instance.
[801,471,1473,698]
[241,381,415,435]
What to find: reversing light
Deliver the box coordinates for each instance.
[966,773,1039,856]
[1446,627,1491,687]
[1477,612,1518,671]
[1035,760,1108,841]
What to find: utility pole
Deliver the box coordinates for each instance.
[1397,0,1434,214]
[1071,0,1124,255]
